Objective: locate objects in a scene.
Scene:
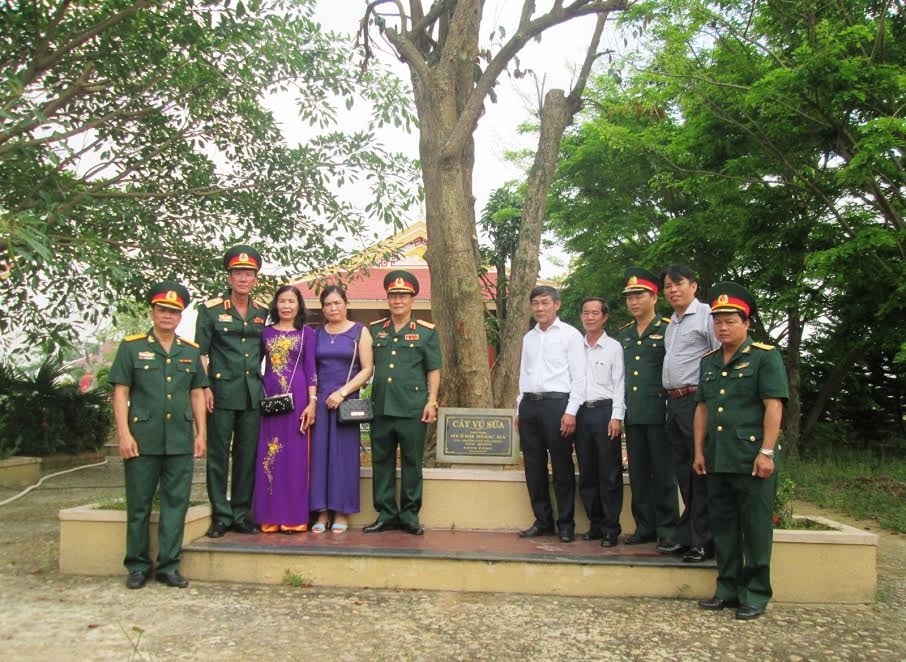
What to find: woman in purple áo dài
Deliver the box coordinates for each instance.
[310,285,374,533]
[252,285,316,533]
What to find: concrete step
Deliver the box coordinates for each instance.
[182,528,716,598]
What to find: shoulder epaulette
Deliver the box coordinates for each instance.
[662,317,672,324]
[620,321,633,329]
[370,317,387,326]
[752,342,775,351]
[416,319,436,329]
[203,297,223,309]
[254,298,269,310]
[179,337,199,349]
[124,333,146,342]
[703,347,720,357]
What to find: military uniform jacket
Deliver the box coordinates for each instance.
[370,318,442,418]
[696,337,789,473]
[195,292,268,410]
[617,316,670,425]
[109,331,208,455]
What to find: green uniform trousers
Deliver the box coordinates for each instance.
[206,406,260,526]
[625,423,679,541]
[124,453,194,574]
[708,469,777,608]
[371,415,426,527]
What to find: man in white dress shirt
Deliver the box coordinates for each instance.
[574,297,625,547]
[515,286,586,543]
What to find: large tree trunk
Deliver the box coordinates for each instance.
[800,344,862,453]
[784,308,802,457]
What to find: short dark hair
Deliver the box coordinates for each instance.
[268,285,307,329]
[662,264,697,284]
[319,284,348,307]
[580,297,609,314]
[529,285,560,302]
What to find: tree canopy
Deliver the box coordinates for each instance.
[1,0,417,353]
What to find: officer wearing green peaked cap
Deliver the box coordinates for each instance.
[109,280,208,589]
[616,267,680,549]
[196,244,270,537]
[365,269,441,535]
[693,281,788,620]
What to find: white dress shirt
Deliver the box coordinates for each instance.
[584,332,625,420]
[517,317,586,415]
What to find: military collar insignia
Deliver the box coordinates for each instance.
[741,345,751,354]
[382,320,390,328]
[146,335,155,343]
[409,321,417,330]
[223,299,231,310]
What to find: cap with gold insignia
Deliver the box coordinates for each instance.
[223,245,262,272]
[148,280,190,311]
[622,267,660,295]
[384,269,419,296]
[709,281,757,318]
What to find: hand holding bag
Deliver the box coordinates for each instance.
[259,330,302,417]
[336,338,374,424]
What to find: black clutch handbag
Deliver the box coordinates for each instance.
[337,398,373,424]
[260,393,294,417]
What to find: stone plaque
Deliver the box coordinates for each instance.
[436,407,519,465]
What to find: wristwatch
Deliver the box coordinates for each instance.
[339,389,348,398]
[758,448,775,458]
[428,400,439,408]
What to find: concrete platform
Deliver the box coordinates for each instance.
[182,528,717,598]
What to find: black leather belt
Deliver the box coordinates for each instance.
[522,392,569,401]
[582,398,613,408]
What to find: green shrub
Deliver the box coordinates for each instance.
[773,477,796,529]
[0,358,112,456]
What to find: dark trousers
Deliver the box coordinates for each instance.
[708,471,777,608]
[625,423,679,541]
[575,402,622,537]
[124,453,194,574]
[666,394,711,548]
[206,406,260,526]
[370,415,427,526]
[518,398,575,529]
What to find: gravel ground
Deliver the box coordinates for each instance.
[0,458,904,661]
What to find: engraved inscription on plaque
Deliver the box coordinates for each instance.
[436,408,519,465]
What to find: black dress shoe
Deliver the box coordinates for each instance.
[559,527,576,543]
[698,595,739,610]
[656,540,685,554]
[582,529,604,541]
[682,546,713,563]
[517,524,555,538]
[399,522,425,536]
[230,519,260,534]
[206,521,227,538]
[126,570,150,590]
[623,532,656,545]
[155,570,189,588]
[735,603,766,620]
[363,519,397,533]
[600,534,618,548]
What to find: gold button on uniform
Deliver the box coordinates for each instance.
[632,386,638,391]
[391,350,396,356]
[166,376,172,382]
[389,363,394,369]
[133,416,139,423]
[215,373,221,379]
[717,425,723,432]
[166,358,172,364]
[719,389,725,395]
[393,338,398,343]
[635,355,640,361]
[144,365,149,370]
[750,435,757,442]
[167,394,173,400]
[717,406,724,413]
[633,371,639,376]
[165,413,172,420]
[387,377,393,383]
[721,371,728,376]
[637,340,642,345]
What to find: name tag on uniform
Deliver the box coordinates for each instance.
[138,351,155,360]
[218,314,232,322]
[405,334,419,341]
[253,317,265,324]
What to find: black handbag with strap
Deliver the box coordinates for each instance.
[336,339,373,424]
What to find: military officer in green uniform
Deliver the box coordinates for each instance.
[110,281,207,589]
[617,268,681,551]
[195,245,270,537]
[364,270,442,536]
[693,282,788,620]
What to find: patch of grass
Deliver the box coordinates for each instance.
[785,450,906,533]
[282,569,313,588]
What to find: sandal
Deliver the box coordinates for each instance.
[331,522,348,533]
[311,522,327,533]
